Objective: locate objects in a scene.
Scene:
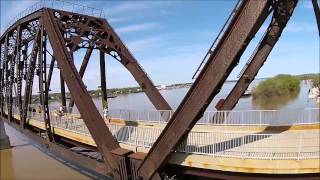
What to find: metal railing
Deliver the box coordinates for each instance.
[4,0,105,31]
[17,105,320,126]
[25,111,320,160]
[107,108,319,126]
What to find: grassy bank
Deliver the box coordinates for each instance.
[253,74,300,99]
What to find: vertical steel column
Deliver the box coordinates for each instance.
[22,30,41,129]
[0,36,8,115]
[100,51,108,112]
[16,32,24,123]
[60,73,66,107]
[46,56,55,89]
[4,35,9,117]
[39,24,54,141]
[0,44,3,115]
[68,46,93,108]
[9,26,21,122]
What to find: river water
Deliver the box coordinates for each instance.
[49,80,318,113]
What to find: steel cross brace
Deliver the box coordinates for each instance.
[216,0,298,112]
[138,0,271,179]
[42,8,132,178]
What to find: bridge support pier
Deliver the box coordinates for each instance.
[0,118,10,150]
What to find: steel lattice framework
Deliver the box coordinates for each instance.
[1,0,319,179]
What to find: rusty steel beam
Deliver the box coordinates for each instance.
[216,0,298,112]
[42,8,130,177]
[68,46,93,108]
[46,56,55,88]
[8,26,22,122]
[138,1,271,178]
[98,19,172,111]
[22,29,41,129]
[0,11,42,42]
[312,0,320,36]
[100,51,108,110]
[14,27,23,123]
[45,9,171,111]
[0,35,9,115]
[17,44,27,122]
[38,23,54,141]
[60,73,67,107]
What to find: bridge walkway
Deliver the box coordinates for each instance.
[2,108,319,174]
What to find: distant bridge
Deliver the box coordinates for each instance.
[1,0,320,179]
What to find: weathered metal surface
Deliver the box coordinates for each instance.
[216,0,298,111]
[0,1,314,178]
[138,1,271,178]
[42,8,129,177]
[8,26,22,123]
[56,9,171,111]
[46,56,55,88]
[0,35,9,115]
[68,46,93,108]
[38,22,54,141]
[22,29,41,129]
[100,51,108,110]
[0,11,42,42]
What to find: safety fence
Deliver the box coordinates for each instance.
[25,109,320,160]
[107,108,320,126]
[12,105,320,126]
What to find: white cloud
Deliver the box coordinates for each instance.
[105,2,152,16]
[126,37,162,52]
[116,23,159,33]
[108,17,129,23]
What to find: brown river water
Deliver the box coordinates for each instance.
[49,80,318,113]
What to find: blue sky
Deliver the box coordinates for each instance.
[1,0,319,91]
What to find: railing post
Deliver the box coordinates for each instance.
[241,111,244,125]
[135,127,138,148]
[298,133,302,160]
[213,133,215,157]
[259,111,262,126]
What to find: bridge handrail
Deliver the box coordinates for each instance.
[106,108,320,126]
[4,0,105,31]
[23,104,320,126]
[25,112,320,160]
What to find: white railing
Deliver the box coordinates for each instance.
[25,111,320,160]
[4,0,105,31]
[107,108,320,126]
[18,105,320,126]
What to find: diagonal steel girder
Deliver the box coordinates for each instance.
[22,28,41,129]
[138,0,271,179]
[216,0,298,111]
[312,0,320,36]
[41,8,125,175]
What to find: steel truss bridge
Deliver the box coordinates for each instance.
[1,0,319,179]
